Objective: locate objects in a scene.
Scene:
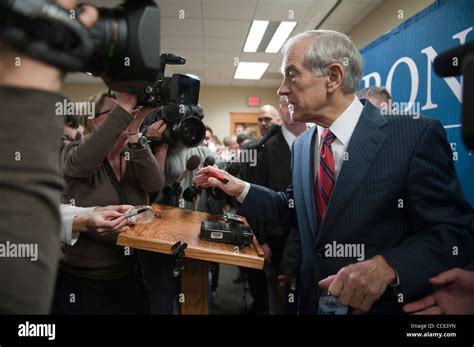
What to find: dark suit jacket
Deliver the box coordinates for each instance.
[239,101,474,314]
[254,129,300,272]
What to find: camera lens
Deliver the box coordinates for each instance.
[177,116,205,147]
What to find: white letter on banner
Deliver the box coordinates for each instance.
[386,57,419,113]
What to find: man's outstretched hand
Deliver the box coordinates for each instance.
[403,268,474,315]
[193,166,247,198]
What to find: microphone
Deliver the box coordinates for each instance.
[434,41,474,77]
[176,155,201,183]
[203,156,215,167]
[226,162,241,176]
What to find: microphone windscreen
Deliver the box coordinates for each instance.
[204,156,215,167]
[226,162,241,176]
[186,155,202,171]
[182,187,196,202]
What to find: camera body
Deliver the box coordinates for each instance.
[141,101,205,148]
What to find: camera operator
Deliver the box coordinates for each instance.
[54,91,164,314]
[138,120,223,314]
[0,0,98,314]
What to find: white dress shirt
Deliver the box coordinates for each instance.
[314,96,363,181]
[281,125,297,150]
[238,97,363,202]
[60,204,95,246]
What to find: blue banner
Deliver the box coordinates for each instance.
[359,0,474,206]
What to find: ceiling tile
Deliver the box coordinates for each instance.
[205,37,245,51]
[156,0,202,18]
[203,0,258,20]
[161,35,203,50]
[204,19,251,37]
[254,0,315,21]
[161,17,202,36]
[204,51,240,63]
[324,2,368,25]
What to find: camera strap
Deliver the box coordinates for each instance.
[104,160,128,204]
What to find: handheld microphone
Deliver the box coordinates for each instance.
[203,156,215,167]
[183,155,217,202]
[176,155,201,183]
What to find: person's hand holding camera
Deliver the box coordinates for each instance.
[126,106,159,144]
[148,120,169,169]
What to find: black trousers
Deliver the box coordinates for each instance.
[52,268,149,314]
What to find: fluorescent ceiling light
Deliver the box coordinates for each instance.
[244,20,269,52]
[265,21,297,53]
[234,62,269,80]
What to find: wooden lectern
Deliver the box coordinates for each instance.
[117,204,264,314]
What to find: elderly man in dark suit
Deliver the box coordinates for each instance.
[194,30,474,314]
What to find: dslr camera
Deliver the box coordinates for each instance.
[0,0,205,146]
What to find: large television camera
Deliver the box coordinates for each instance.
[0,0,204,145]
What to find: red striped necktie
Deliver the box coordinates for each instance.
[315,129,336,227]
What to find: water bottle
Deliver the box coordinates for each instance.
[124,205,155,224]
[318,291,349,315]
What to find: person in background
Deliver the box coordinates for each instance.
[203,125,216,151]
[235,123,246,136]
[356,86,392,108]
[55,91,164,314]
[255,95,307,314]
[257,105,281,137]
[404,268,474,315]
[63,115,84,146]
[237,133,253,147]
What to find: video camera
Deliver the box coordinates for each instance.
[139,54,205,147]
[0,0,204,143]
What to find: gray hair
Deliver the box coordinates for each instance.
[282,30,363,94]
[356,86,392,101]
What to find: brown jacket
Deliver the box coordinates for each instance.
[0,86,63,313]
[60,105,164,279]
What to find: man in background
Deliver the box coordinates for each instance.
[255,96,306,314]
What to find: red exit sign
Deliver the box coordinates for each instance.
[247,96,260,107]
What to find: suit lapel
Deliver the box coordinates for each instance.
[315,104,388,247]
[301,126,318,242]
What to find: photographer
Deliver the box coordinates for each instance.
[0,0,98,314]
[55,91,164,314]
